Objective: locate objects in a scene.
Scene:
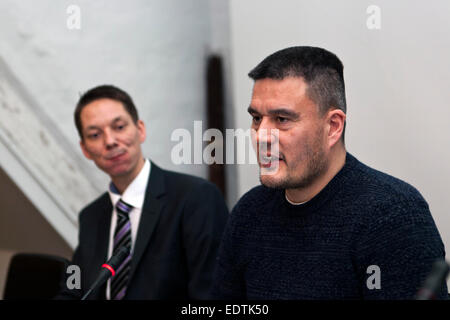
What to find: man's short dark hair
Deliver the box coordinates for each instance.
[74,85,139,139]
[248,46,347,116]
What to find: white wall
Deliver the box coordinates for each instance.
[229,0,450,287]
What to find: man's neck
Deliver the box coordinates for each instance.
[111,157,146,194]
[285,147,346,204]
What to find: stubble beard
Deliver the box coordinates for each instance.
[259,139,329,190]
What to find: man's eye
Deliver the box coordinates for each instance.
[252,116,261,123]
[88,133,100,139]
[277,117,288,123]
[115,124,126,130]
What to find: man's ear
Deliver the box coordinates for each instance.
[137,120,146,143]
[80,140,93,160]
[326,109,346,148]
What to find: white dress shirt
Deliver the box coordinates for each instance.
[106,158,151,299]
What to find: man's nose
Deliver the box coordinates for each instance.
[256,118,274,145]
[104,129,117,149]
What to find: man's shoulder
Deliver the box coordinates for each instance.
[346,155,435,231]
[78,192,110,221]
[160,166,210,185]
[350,155,427,207]
[154,165,229,218]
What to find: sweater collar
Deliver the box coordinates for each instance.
[280,152,359,214]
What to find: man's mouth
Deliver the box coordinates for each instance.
[259,154,283,168]
[106,150,126,161]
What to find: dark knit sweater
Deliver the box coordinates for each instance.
[212,153,447,299]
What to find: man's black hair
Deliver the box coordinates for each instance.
[248,46,347,116]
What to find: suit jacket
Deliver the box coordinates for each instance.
[57,162,229,300]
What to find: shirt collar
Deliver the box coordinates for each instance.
[284,191,309,206]
[108,159,151,209]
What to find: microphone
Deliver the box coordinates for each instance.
[81,246,130,300]
[415,259,450,300]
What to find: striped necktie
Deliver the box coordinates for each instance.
[111,199,133,300]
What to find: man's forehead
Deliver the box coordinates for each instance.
[250,77,315,114]
[81,99,130,128]
[252,77,307,101]
[83,116,126,130]
[82,98,127,112]
[253,77,307,91]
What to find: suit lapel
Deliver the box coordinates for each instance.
[89,195,112,299]
[94,197,112,265]
[128,161,166,283]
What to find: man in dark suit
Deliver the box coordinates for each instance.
[57,85,228,300]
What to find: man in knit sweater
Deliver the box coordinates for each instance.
[212,46,448,299]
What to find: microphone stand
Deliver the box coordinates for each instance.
[81,246,129,300]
